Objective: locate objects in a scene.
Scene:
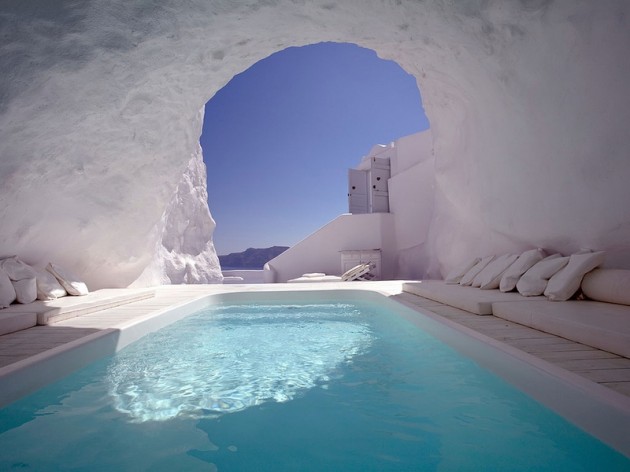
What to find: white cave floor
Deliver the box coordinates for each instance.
[1,282,629,402]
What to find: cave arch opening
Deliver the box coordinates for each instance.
[2,2,627,288]
[199,41,430,261]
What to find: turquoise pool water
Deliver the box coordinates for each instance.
[0,299,628,471]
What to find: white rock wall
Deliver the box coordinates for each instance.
[1,0,629,287]
[131,135,222,287]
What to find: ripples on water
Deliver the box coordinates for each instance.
[107,303,374,422]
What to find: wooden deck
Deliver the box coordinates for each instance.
[393,291,630,398]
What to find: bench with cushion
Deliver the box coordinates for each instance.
[0,288,155,335]
[0,311,37,336]
[491,299,630,358]
[403,266,630,359]
[402,280,545,315]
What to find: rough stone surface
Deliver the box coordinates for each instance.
[131,136,222,286]
[0,0,629,287]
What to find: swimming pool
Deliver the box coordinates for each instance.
[0,290,629,470]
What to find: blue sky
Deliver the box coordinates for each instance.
[201,42,429,256]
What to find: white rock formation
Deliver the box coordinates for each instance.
[131,134,222,287]
[0,0,629,287]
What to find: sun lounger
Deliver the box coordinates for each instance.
[341,262,375,281]
[288,263,376,283]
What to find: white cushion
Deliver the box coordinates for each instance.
[12,278,37,304]
[545,251,605,301]
[444,257,481,284]
[499,248,546,292]
[459,255,494,286]
[516,254,569,297]
[288,275,343,283]
[301,273,326,278]
[403,280,544,315]
[0,256,37,280]
[46,263,89,296]
[0,311,37,336]
[0,268,16,308]
[475,254,520,290]
[36,269,68,300]
[492,299,630,358]
[582,269,630,306]
[0,257,37,305]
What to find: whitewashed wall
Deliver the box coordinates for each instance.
[266,213,395,283]
[388,151,436,278]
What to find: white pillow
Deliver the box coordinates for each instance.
[12,278,37,304]
[0,256,37,280]
[545,251,605,301]
[499,248,546,292]
[459,255,495,286]
[471,255,508,288]
[475,254,520,290]
[516,254,568,297]
[0,256,37,304]
[0,268,16,308]
[36,269,68,300]
[46,263,89,296]
[582,269,630,306]
[444,257,481,284]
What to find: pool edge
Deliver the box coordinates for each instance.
[1,285,629,459]
[390,294,630,459]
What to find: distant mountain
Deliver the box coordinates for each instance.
[219,246,289,269]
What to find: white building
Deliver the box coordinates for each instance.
[265,130,436,283]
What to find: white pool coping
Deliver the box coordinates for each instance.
[1,283,629,458]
